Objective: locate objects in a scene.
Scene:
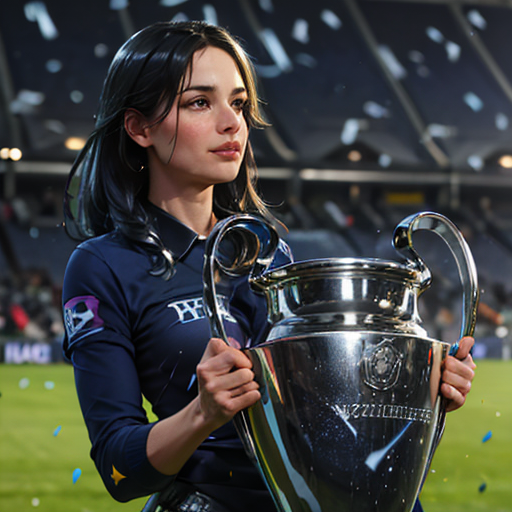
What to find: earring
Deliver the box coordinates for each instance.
[134,163,147,173]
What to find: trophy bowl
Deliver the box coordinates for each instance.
[203,212,478,512]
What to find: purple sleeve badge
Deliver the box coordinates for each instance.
[64,295,104,340]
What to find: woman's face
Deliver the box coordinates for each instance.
[146,45,249,193]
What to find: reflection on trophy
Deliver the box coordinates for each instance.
[203,212,479,512]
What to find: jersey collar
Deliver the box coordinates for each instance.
[146,202,202,261]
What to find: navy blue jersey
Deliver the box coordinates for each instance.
[62,203,425,512]
[62,204,291,510]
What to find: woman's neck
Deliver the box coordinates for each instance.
[148,188,216,237]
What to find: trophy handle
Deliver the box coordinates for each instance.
[393,211,479,347]
[203,214,280,346]
[393,212,480,484]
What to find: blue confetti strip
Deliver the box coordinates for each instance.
[482,431,492,443]
[53,425,62,437]
[478,482,487,493]
[72,468,82,484]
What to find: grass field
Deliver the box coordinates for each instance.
[0,361,510,512]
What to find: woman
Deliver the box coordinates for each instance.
[62,21,476,512]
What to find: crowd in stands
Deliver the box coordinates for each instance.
[0,267,64,342]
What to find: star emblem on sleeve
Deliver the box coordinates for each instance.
[111,464,127,486]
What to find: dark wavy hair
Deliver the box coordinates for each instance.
[63,21,277,278]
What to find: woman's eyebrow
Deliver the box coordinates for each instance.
[181,85,247,95]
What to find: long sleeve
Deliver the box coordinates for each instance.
[63,245,174,501]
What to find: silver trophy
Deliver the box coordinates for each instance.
[203,212,479,512]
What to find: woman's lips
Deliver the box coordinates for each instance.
[211,142,241,159]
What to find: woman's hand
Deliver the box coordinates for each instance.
[196,337,261,430]
[441,336,477,412]
[146,338,260,475]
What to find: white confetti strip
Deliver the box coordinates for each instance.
[341,119,360,145]
[202,4,217,26]
[467,155,484,171]
[426,26,444,43]
[363,101,390,119]
[379,154,392,168]
[292,19,309,44]
[160,0,189,6]
[427,124,457,138]
[378,45,407,80]
[467,10,487,30]
[258,0,274,13]
[496,113,509,131]
[109,0,128,9]
[321,9,342,30]
[463,92,484,112]
[24,2,59,40]
[445,41,461,62]
[260,29,293,72]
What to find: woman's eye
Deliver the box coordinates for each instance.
[233,98,249,110]
[190,98,209,108]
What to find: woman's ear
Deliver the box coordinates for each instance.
[124,109,152,148]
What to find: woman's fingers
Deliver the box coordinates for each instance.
[452,336,476,363]
[199,337,252,370]
[196,338,260,427]
[441,382,466,411]
[442,336,476,412]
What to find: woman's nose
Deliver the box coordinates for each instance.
[217,104,242,133]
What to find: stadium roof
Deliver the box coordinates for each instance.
[2,0,512,185]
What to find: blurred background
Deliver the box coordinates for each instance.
[0,0,511,511]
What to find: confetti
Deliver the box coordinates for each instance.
[109,0,129,9]
[53,425,62,437]
[463,92,484,112]
[363,101,390,119]
[45,59,62,73]
[31,497,40,507]
[467,10,487,30]
[341,119,361,145]
[44,381,55,390]
[478,482,487,493]
[378,154,392,168]
[202,5,217,26]
[292,19,309,44]
[426,26,444,43]
[496,411,501,417]
[72,468,82,484]
[259,0,274,13]
[482,431,492,443]
[467,155,484,171]
[445,41,461,62]
[19,378,30,389]
[320,9,342,31]
[495,113,509,131]
[24,2,59,40]
[378,45,407,80]
[159,0,189,6]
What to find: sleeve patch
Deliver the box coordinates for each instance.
[64,295,104,340]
